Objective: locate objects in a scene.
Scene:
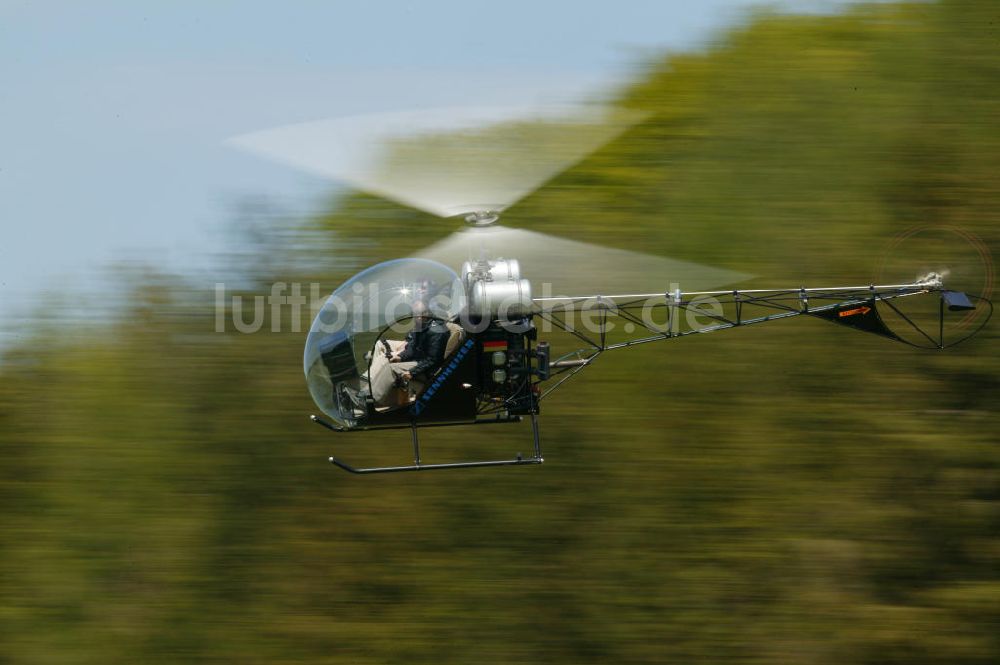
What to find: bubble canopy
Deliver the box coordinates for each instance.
[304,258,467,425]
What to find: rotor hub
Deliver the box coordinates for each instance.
[464,210,500,227]
[916,271,945,288]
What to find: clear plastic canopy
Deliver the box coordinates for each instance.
[303,258,466,425]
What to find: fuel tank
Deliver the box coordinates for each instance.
[462,258,533,319]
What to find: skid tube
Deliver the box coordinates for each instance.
[311,414,544,474]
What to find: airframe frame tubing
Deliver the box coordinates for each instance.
[531,281,935,303]
[538,284,992,370]
[533,285,982,404]
[535,288,935,360]
[601,294,911,349]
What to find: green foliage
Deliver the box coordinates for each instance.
[2,1,998,662]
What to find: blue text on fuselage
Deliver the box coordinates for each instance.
[410,339,474,416]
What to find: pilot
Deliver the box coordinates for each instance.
[365,301,451,407]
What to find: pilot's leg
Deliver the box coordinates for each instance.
[372,360,416,407]
[363,340,405,396]
[363,340,405,379]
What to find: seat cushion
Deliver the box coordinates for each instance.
[443,322,466,358]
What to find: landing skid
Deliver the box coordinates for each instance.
[311,413,544,474]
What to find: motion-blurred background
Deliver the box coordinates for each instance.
[2,1,998,663]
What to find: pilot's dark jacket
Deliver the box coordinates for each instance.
[398,320,450,377]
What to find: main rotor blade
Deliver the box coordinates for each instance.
[415,225,754,296]
[229,105,644,218]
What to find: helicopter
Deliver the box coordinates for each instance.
[231,105,994,474]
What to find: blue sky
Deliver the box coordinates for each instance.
[0,0,855,338]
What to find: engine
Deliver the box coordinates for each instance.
[460,258,533,320]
